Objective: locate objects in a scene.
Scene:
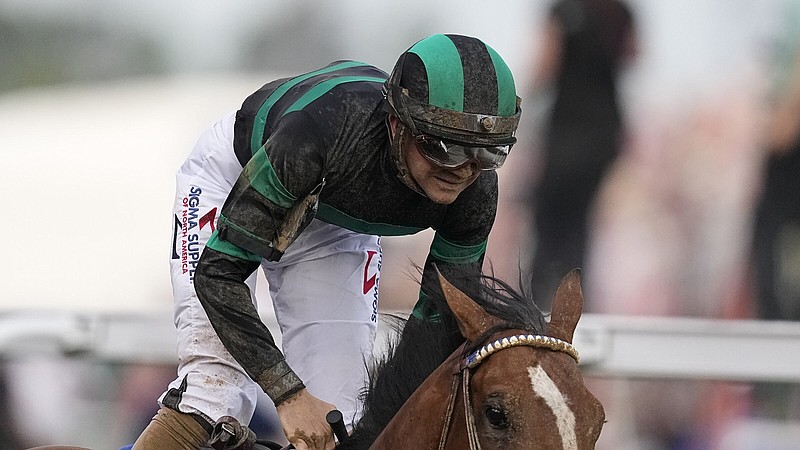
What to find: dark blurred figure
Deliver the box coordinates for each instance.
[749,20,800,427]
[751,41,800,322]
[528,0,637,310]
[0,366,25,450]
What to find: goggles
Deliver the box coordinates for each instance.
[412,131,511,171]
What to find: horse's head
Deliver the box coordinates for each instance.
[438,268,605,450]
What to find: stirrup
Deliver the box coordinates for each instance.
[208,416,257,450]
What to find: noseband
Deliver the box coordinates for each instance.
[437,333,580,450]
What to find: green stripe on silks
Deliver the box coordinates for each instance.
[411,291,443,321]
[250,61,372,155]
[413,235,487,322]
[486,46,517,116]
[246,74,386,210]
[206,227,262,262]
[316,203,425,236]
[243,146,296,209]
[409,34,464,112]
[283,76,387,114]
[429,234,486,264]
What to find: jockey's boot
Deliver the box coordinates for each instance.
[132,407,210,450]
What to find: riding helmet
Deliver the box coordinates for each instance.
[385,34,522,146]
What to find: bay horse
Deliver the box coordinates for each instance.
[50,268,604,450]
[337,267,606,450]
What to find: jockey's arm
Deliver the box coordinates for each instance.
[406,237,488,352]
[194,244,305,404]
[194,243,337,450]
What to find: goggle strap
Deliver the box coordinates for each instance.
[387,83,520,135]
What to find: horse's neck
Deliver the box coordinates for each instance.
[368,346,466,450]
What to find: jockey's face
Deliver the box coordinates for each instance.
[388,115,481,204]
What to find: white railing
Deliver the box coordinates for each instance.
[574,314,800,382]
[2,312,800,382]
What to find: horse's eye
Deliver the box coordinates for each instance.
[485,405,509,429]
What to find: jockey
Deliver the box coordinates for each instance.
[132,33,521,450]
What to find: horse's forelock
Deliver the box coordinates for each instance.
[465,272,546,334]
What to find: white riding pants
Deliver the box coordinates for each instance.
[162,111,381,428]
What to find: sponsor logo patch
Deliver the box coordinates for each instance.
[363,247,381,322]
[171,186,217,282]
[363,250,379,295]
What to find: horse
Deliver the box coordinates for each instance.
[47,267,603,450]
[336,267,605,449]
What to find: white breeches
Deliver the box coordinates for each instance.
[161,112,381,428]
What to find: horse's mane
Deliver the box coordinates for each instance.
[336,266,545,450]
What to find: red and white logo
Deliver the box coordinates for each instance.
[363,248,381,322]
[363,250,379,295]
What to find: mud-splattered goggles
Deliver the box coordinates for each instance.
[413,132,511,171]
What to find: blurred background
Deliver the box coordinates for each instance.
[1,0,800,448]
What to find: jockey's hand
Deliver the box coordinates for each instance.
[276,388,337,450]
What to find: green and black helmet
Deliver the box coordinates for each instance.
[385,34,522,147]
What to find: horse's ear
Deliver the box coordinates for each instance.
[545,268,584,344]
[436,268,503,342]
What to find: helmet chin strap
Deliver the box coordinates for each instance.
[388,117,427,197]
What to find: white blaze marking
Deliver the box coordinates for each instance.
[528,364,577,450]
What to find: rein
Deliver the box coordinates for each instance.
[437,333,580,450]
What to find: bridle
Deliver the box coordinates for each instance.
[437,332,580,450]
